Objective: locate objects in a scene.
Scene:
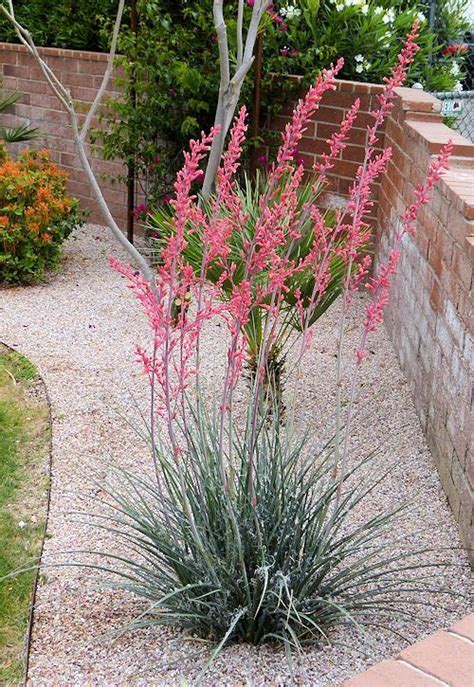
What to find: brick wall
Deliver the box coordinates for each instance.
[271,79,386,222]
[376,90,473,561]
[0,42,128,228]
[274,80,473,560]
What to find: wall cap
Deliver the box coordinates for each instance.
[394,86,442,113]
[0,41,110,62]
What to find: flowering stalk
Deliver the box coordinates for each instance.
[115,24,450,513]
[330,141,452,512]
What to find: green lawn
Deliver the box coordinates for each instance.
[0,347,50,685]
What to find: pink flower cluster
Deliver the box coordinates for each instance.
[114,23,451,466]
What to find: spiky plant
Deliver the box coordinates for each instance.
[0,91,40,144]
[147,171,360,414]
[82,404,448,671]
[74,24,455,682]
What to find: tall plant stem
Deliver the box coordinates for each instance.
[126,0,139,245]
[202,0,270,201]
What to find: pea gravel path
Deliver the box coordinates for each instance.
[0,225,470,686]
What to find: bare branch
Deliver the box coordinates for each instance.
[80,0,125,141]
[2,2,71,108]
[236,0,244,67]
[202,0,270,200]
[213,0,230,92]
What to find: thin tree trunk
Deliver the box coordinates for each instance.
[126,0,139,245]
[250,31,264,177]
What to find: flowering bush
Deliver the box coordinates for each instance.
[0,146,81,284]
[147,169,356,411]
[265,0,468,91]
[83,25,454,675]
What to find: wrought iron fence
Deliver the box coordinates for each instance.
[432,90,474,142]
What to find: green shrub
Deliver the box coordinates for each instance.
[0,0,122,51]
[0,146,82,284]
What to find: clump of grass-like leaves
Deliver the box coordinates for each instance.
[86,406,441,657]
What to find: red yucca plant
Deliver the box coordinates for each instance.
[82,23,454,676]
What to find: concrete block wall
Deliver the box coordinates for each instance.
[0,42,128,228]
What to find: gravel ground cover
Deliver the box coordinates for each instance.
[0,225,470,686]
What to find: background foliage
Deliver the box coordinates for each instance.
[0,0,123,50]
[0,0,469,207]
[99,0,469,208]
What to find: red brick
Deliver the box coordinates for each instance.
[405,120,474,157]
[429,280,444,314]
[338,80,355,92]
[67,179,92,198]
[21,78,50,96]
[451,243,473,290]
[465,237,474,262]
[313,105,346,125]
[0,49,18,65]
[395,86,442,114]
[341,145,366,163]
[302,138,330,156]
[399,630,474,686]
[342,659,446,686]
[405,111,444,123]
[332,159,361,180]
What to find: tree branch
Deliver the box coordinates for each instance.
[0,1,155,288]
[202,0,270,201]
[80,0,125,141]
[236,0,244,67]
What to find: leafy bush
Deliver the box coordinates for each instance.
[0,0,122,51]
[264,0,469,92]
[1,2,467,209]
[0,146,81,284]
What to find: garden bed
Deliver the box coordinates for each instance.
[0,225,470,686]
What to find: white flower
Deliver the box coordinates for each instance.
[18,520,26,528]
[354,55,371,74]
[383,8,395,23]
[336,2,344,9]
[280,4,301,19]
[451,62,460,76]
[417,11,426,22]
[361,4,369,14]
[453,81,463,92]
[374,6,383,14]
